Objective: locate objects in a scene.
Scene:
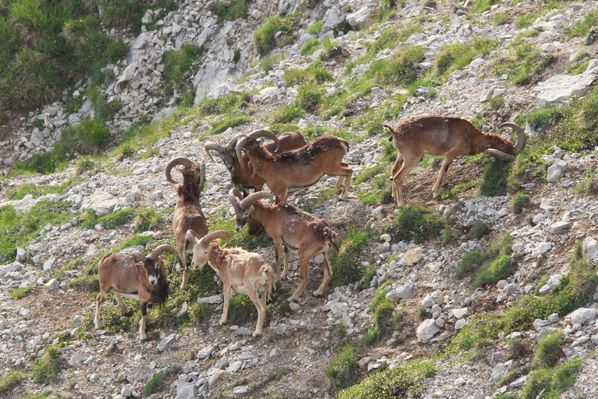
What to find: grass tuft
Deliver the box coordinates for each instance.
[31,345,62,384]
[254,16,295,56]
[387,206,446,244]
[331,228,374,287]
[326,344,360,390]
[0,371,26,394]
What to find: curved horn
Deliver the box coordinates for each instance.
[235,130,278,162]
[501,122,527,154]
[197,230,232,248]
[197,162,206,194]
[165,158,194,184]
[148,244,176,259]
[383,124,395,133]
[204,142,225,162]
[485,149,515,161]
[239,191,273,210]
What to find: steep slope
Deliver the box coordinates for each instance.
[1,1,598,398]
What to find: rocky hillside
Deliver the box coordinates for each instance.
[1,0,598,398]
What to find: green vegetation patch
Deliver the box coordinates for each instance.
[567,10,598,38]
[337,360,436,399]
[81,208,136,230]
[366,284,400,344]
[10,285,33,300]
[522,357,582,399]
[435,38,498,79]
[532,331,564,369]
[331,228,374,287]
[213,0,248,22]
[18,118,110,174]
[143,368,178,396]
[387,206,447,244]
[365,46,425,87]
[480,159,511,196]
[512,192,530,214]
[31,344,62,384]
[163,44,202,102]
[272,104,305,123]
[494,39,556,85]
[296,83,325,113]
[283,61,332,86]
[510,87,598,188]
[254,15,296,56]
[455,235,513,287]
[451,248,597,357]
[7,178,78,200]
[0,371,26,394]
[301,38,320,56]
[0,201,72,263]
[0,2,129,114]
[326,344,360,390]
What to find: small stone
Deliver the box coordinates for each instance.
[232,385,250,395]
[572,336,590,347]
[450,308,468,319]
[539,274,562,295]
[401,247,424,266]
[582,237,598,266]
[386,282,416,302]
[227,360,243,373]
[197,295,222,304]
[42,257,56,272]
[416,319,440,343]
[421,295,435,308]
[567,308,597,325]
[44,279,59,290]
[208,370,224,387]
[549,221,572,234]
[157,333,176,352]
[591,335,598,345]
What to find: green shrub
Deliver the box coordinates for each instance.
[76,157,97,175]
[87,86,122,121]
[284,61,332,86]
[207,112,251,135]
[0,2,129,113]
[532,331,564,369]
[567,10,598,38]
[515,14,538,29]
[435,38,498,78]
[300,38,320,56]
[331,228,373,287]
[273,104,305,123]
[0,201,71,263]
[512,192,530,214]
[0,371,25,394]
[366,284,400,344]
[31,345,62,384]
[480,159,510,196]
[387,206,446,244]
[326,344,360,390]
[469,0,498,14]
[143,369,176,396]
[365,46,424,87]
[474,254,513,287]
[19,118,110,174]
[307,20,323,35]
[213,0,248,22]
[7,179,77,200]
[337,360,436,399]
[197,92,249,116]
[227,294,257,324]
[163,44,202,95]
[521,106,563,132]
[81,208,136,229]
[10,285,32,300]
[495,39,556,85]
[133,208,164,232]
[296,83,324,112]
[254,16,295,56]
[455,235,513,287]
[521,358,582,399]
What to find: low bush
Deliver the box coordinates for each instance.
[213,0,248,22]
[387,206,446,244]
[0,371,26,394]
[254,16,295,56]
[272,104,305,123]
[532,331,564,369]
[435,38,498,79]
[480,159,510,196]
[494,39,556,85]
[455,234,514,287]
[10,285,32,300]
[31,344,62,384]
[0,201,72,263]
[296,83,324,112]
[337,360,436,399]
[365,46,424,87]
[326,344,360,390]
[81,208,136,230]
[512,192,530,214]
[331,228,374,287]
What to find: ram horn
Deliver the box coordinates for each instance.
[165,158,195,184]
